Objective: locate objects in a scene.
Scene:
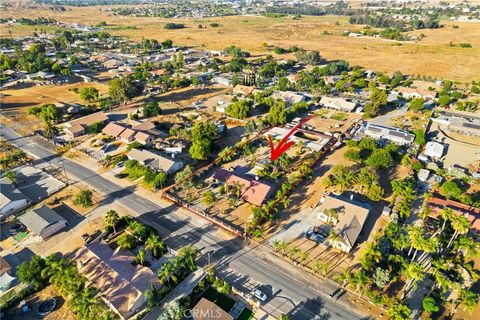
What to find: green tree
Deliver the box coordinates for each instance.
[441,180,462,199]
[4,170,18,186]
[388,301,411,320]
[136,248,146,265]
[458,289,480,313]
[373,267,390,289]
[17,255,47,290]
[105,209,119,233]
[109,75,138,104]
[79,86,99,102]
[201,190,216,207]
[364,87,387,117]
[266,100,288,126]
[422,295,440,313]
[117,233,137,250]
[413,129,426,145]
[73,189,93,208]
[365,149,393,169]
[409,97,425,112]
[145,235,166,258]
[174,165,194,189]
[438,95,451,107]
[143,101,162,117]
[226,100,251,119]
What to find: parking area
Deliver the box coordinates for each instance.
[428,122,480,168]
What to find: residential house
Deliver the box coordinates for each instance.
[320,96,357,112]
[102,122,127,138]
[192,298,234,320]
[448,117,480,136]
[0,178,31,220]
[363,123,415,145]
[271,91,306,105]
[119,128,137,143]
[103,59,121,69]
[63,112,109,138]
[127,149,184,174]
[232,85,256,97]
[18,205,67,239]
[74,242,161,320]
[395,87,437,100]
[426,196,480,233]
[213,75,232,87]
[314,194,371,253]
[0,256,15,293]
[213,169,273,206]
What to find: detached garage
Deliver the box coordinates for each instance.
[19,205,67,239]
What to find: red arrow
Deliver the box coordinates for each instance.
[268,115,315,161]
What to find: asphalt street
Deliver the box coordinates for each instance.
[1,124,366,320]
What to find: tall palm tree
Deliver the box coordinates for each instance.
[440,208,454,234]
[404,262,425,293]
[447,215,470,249]
[145,235,166,258]
[351,270,370,297]
[335,268,353,287]
[178,245,197,271]
[455,236,480,259]
[407,226,424,258]
[105,210,120,234]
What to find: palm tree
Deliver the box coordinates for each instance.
[458,289,480,313]
[361,241,382,271]
[145,235,166,258]
[446,215,470,249]
[455,236,480,259]
[351,270,370,297]
[158,262,178,286]
[407,226,424,259]
[299,251,310,266]
[70,286,100,320]
[440,208,454,234]
[105,210,120,234]
[136,249,146,265]
[288,246,300,261]
[178,245,197,271]
[327,229,341,247]
[312,260,329,277]
[325,208,339,224]
[334,268,353,287]
[403,262,425,294]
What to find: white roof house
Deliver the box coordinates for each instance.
[363,123,415,145]
[127,149,184,174]
[320,96,357,112]
[424,141,445,159]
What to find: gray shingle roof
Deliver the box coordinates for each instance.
[18,205,66,235]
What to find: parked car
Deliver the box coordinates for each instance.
[251,288,267,302]
[305,227,326,244]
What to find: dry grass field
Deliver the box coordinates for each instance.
[2,5,480,82]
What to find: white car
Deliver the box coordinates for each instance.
[251,288,267,302]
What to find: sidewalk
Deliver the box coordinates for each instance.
[143,268,207,320]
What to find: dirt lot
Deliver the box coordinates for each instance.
[2,6,479,82]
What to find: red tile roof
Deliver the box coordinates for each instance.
[426,196,480,232]
[213,169,272,206]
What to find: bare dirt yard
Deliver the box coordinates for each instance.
[2,6,480,82]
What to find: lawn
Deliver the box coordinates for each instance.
[237,308,254,320]
[330,112,348,121]
[202,286,236,313]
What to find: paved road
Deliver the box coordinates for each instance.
[1,125,366,320]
